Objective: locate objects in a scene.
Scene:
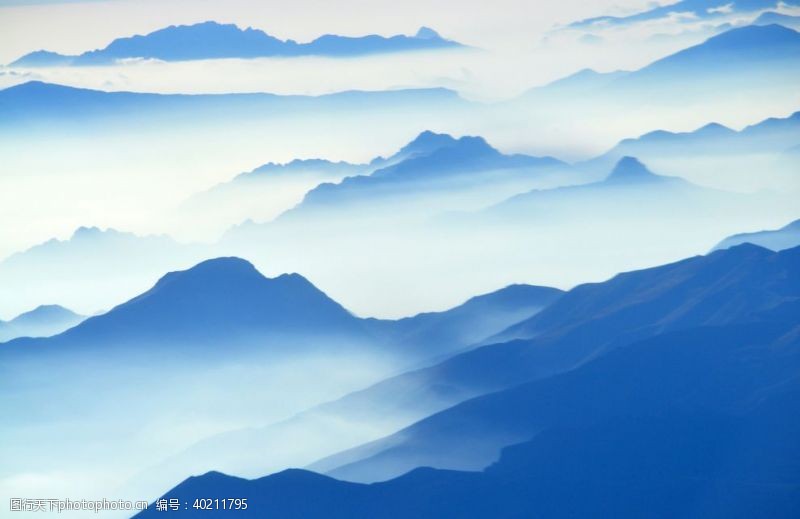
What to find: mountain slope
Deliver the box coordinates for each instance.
[1,257,368,357]
[178,130,472,231]
[0,226,208,319]
[0,305,84,342]
[0,81,464,126]
[714,219,800,251]
[619,24,800,82]
[310,244,800,480]
[136,297,800,518]
[569,0,800,28]
[10,22,464,66]
[275,132,567,221]
[485,156,712,218]
[128,284,564,487]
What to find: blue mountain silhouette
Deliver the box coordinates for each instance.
[486,156,706,217]
[135,247,800,518]
[573,110,800,178]
[310,244,800,481]
[521,25,800,102]
[755,11,800,30]
[569,0,800,28]
[1,255,562,368]
[278,132,565,219]
[0,304,84,342]
[0,226,208,321]
[624,24,800,80]
[10,22,464,67]
[0,81,465,126]
[126,284,564,486]
[714,218,800,251]
[1,257,366,355]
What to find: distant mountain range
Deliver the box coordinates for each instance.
[481,156,726,219]
[755,11,800,30]
[9,22,464,67]
[0,81,465,128]
[568,0,800,29]
[136,244,800,518]
[261,132,567,223]
[628,24,800,78]
[0,226,208,319]
[127,284,563,488]
[179,131,485,230]
[714,218,800,251]
[0,304,84,342]
[521,24,800,103]
[575,110,800,178]
[1,254,562,367]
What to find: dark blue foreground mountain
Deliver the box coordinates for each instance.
[10,22,464,66]
[312,244,800,481]
[134,253,800,517]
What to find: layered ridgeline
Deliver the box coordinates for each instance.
[0,304,84,342]
[0,257,562,503]
[179,131,489,232]
[137,245,800,518]
[573,110,800,191]
[481,156,729,220]
[9,22,464,66]
[0,226,210,319]
[714,218,800,251]
[568,0,800,29]
[126,284,564,492]
[516,24,800,111]
[0,81,465,128]
[269,132,568,222]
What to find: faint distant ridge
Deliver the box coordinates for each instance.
[567,0,800,28]
[713,219,800,252]
[628,24,800,78]
[285,130,564,214]
[0,304,84,342]
[604,156,666,184]
[754,11,800,30]
[9,22,465,67]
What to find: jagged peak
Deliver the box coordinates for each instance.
[605,156,658,183]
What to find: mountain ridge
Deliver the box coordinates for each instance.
[10,21,465,67]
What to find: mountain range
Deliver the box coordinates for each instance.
[124,284,564,489]
[714,218,800,251]
[755,11,800,30]
[259,132,568,224]
[519,24,800,107]
[481,156,728,220]
[179,130,483,230]
[0,255,564,504]
[568,0,800,29]
[0,226,208,319]
[9,22,464,67]
[0,304,84,343]
[571,109,800,191]
[135,244,800,518]
[0,81,464,128]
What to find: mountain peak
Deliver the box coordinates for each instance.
[415,27,441,39]
[695,122,734,136]
[605,157,658,183]
[154,256,260,287]
[397,131,458,157]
